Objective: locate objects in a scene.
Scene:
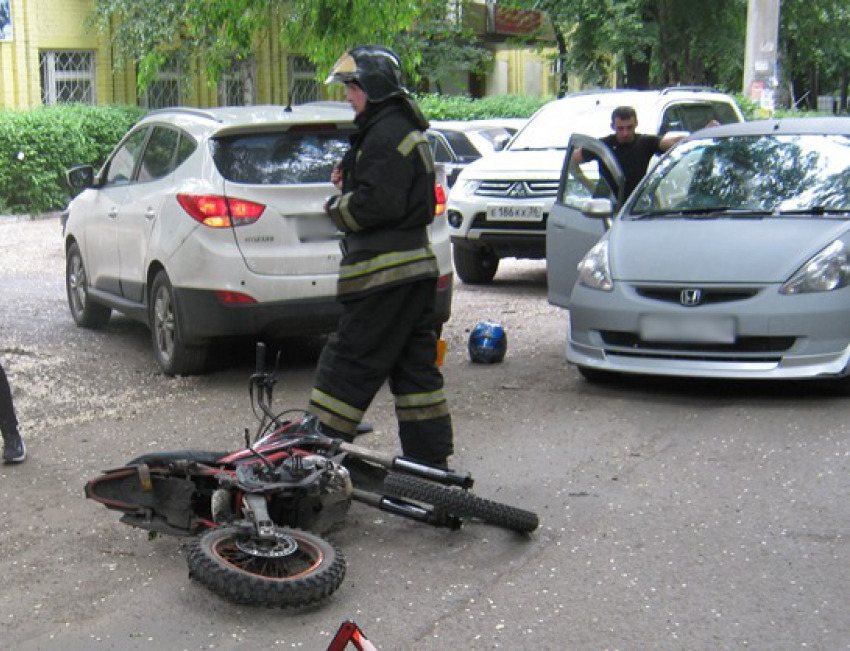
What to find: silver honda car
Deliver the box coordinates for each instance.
[547,118,850,386]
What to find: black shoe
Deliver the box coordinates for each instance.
[3,431,26,464]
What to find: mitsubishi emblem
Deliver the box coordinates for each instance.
[680,288,703,306]
[507,182,529,197]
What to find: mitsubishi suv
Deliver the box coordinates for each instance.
[446,87,744,284]
[63,105,453,375]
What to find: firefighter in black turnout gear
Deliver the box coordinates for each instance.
[309,46,454,467]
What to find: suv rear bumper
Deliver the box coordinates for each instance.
[174,282,453,342]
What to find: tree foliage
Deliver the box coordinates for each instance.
[506,0,746,93]
[780,0,850,109]
[393,1,493,94]
[91,0,490,95]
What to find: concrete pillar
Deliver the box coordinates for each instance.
[742,0,781,117]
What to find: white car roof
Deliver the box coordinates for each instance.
[141,105,356,139]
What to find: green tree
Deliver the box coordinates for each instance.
[506,0,746,94]
[92,0,495,98]
[92,0,422,93]
[780,0,850,111]
[393,0,493,94]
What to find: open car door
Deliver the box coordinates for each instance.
[546,134,625,308]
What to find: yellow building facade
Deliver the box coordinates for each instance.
[0,0,555,111]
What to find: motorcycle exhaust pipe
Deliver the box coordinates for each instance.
[339,443,473,489]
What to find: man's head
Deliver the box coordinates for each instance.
[325,46,407,112]
[610,106,638,144]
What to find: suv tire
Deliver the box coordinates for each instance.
[66,242,112,329]
[453,245,499,285]
[150,270,207,376]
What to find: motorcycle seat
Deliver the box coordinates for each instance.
[128,450,230,467]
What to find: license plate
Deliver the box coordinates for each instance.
[640,314,736,344]
[487,204,544,221]
[296,216,341,242]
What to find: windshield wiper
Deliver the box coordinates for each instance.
[512,146,567,152]
[631,206,764,219]
[773,206,850,216]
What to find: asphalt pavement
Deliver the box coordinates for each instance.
[0,217,848,649]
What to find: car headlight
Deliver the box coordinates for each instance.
[451,179,481,201]
[577,240,613,291]
[780,240,850,294]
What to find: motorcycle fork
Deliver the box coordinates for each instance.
[241,493,276,540]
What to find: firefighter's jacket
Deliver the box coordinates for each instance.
[324,97,439,300]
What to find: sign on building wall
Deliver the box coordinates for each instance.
[0,0,12,41]
[486,3,542,35]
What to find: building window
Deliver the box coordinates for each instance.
[447,0,462,25]
[220,58,256,106]
[142,59,182,109]
[40,51,96,105]
[288,55,319,105]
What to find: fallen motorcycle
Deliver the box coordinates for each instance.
[85,343,539,607]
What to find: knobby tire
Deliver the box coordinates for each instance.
[187,525,345,607]
[384,473,539,533]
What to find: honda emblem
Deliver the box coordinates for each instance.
[680,288,703,306]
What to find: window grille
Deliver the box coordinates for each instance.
[288,56,319,105]
[143,59,182,109]
[40,51,96,105]
[220,59,256,106]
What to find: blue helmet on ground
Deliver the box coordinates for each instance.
[468,321,507,364]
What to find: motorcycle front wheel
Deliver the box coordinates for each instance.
[188,525,346,607]
[384,473,540,534]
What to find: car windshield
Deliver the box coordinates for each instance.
[630,134,850,217]
[509,104,612,151]
[211,129,352,184]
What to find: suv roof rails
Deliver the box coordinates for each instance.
[659,86,718,95]
[147,107,223,122]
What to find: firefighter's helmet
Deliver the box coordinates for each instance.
[325,46,407,103]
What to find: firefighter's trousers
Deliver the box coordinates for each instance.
[309,278,453,465]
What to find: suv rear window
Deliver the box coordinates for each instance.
[440,131,480,162]
[211,129,352,184]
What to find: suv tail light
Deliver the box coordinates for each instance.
[434,183,447,217]
[177,194,265,228]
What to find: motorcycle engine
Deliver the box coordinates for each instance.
[270,455,353,534]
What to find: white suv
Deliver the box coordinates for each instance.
[64,106,453,375]
[447,87,744,284]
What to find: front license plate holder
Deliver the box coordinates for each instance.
[486,204,544,221]
[640,314,736,344]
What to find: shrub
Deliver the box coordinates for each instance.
[0,104,146,214]
[415,93,552,121]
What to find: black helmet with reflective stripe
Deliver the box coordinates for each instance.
[325,45,408,103]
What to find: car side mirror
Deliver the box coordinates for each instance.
[66,165,96,190]
[493,134,511,152]
[581,198,614,218]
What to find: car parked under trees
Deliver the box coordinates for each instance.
[63,106,453,375]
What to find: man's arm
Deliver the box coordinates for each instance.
[659,119,720,152]
[658,132,687,152]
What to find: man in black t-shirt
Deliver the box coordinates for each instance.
[573,106,694,200]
